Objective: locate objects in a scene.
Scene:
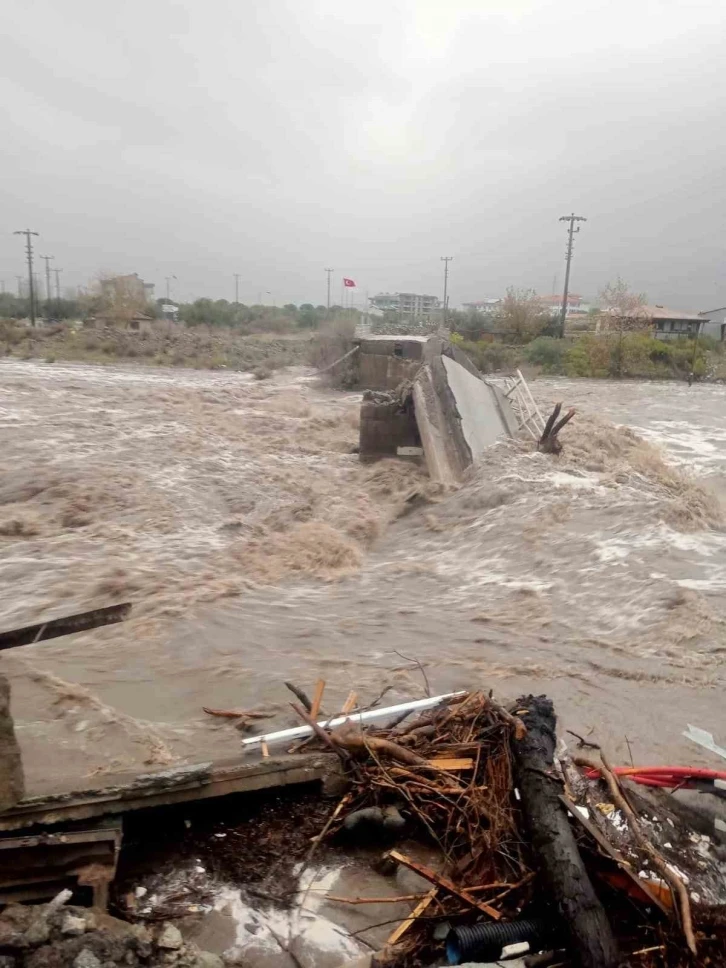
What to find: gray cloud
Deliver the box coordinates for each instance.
[2,0,724,309]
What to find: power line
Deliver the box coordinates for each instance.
[40,255,54,308]
[558,213,587,338]
[440,256,453,328]
[324,268,333,311]
[14,230,39,326]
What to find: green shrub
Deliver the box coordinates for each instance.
[577,334,611,377]
[457,339,523,373]
[563,343,593,377]
[525,337,566,372]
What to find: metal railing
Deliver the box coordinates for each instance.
[502,369,545,440]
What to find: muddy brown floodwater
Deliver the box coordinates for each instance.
[1,360,725,795]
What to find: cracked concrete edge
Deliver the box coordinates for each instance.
[0,674,25,812]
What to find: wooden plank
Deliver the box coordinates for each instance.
[386,888,437,945]
[309,679,326,720]
[0,603,131,651]
[423,758,474,771]
[0,824,121,851]
[0,817,122,907]
[340,691,357,715]
[388,850,501,920]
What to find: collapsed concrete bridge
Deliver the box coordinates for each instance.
[355,335,519,484]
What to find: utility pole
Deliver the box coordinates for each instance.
[324,268,333,311]
[440,256,453,329]
[165,275,176,301]
[40,255,54,313]
[14,230,39,326]
[15,276,23,297]
[558,213,587,338]
[53,268,63,317]
[234,273,240,304]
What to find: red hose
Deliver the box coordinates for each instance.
[582,765,726,789]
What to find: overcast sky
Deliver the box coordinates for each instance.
[2,0,725,309]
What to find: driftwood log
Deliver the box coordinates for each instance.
[538,402,575,454]
[513,695,618,968]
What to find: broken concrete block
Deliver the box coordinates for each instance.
[355,336,426,391]
[157,924,183,950]
[0,918,28,949]
[61,913,88,936]
[73,949,102,968]
[24,917,50,946]
[47,888,73,914]
[195,953,225,968]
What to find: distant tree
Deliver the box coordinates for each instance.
[447,307,498,341]
[497,288,549,344]
[93,274,149,325]
[598,278,651,377]
[0,293,27,320]
[297,304,321,329]
[599,277,648,322]
[0,291,83,322]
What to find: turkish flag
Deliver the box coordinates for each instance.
[343,277,356,288]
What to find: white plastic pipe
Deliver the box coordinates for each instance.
[242,691,465,748]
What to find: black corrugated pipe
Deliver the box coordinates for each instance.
[446,918,553,964]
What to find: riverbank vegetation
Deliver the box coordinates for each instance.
[0,319,313,372]
[451,332,726,380]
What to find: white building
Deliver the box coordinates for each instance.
[369,292,440,318]
[698,306,726,341]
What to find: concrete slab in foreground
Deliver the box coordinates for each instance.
[0,753,328,832]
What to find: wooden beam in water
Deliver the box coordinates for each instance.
[0,603,131,651]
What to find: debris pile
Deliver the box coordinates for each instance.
[321,692,531,956]
[0,890,222,967]
[275,687,726,967]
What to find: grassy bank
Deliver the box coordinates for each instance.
[452,332,726,381]
[0,321,313,374]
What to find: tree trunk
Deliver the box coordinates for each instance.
[513,695,618,968]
